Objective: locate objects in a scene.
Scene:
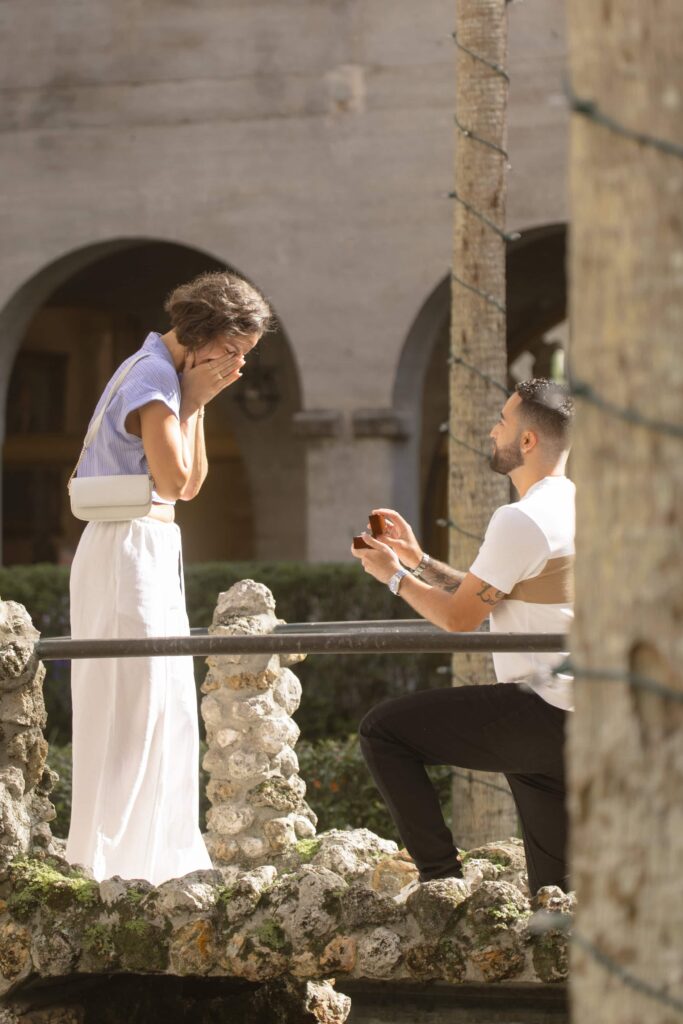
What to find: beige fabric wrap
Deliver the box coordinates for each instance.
[507,555,575,604]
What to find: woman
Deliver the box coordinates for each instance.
[66,271,272,885]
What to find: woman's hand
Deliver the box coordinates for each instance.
[368,507,423,570]
[180,352,245,414]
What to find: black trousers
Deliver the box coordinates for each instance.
[359,683,568,894]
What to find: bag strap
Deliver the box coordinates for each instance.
[69,352,151,483]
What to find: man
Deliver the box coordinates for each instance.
[351,378,574,895]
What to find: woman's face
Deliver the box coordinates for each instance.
[191,331,260,368]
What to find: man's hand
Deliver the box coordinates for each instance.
[350,532,402,584]
[368,507,423,570]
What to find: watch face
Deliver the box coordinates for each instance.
[389,570,405,594]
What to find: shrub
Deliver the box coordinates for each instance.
[47,743,73,838]
[0,563,449,746]
[297,734,452,842]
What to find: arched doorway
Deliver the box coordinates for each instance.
[393,224,568,562]
[1,240,305,565]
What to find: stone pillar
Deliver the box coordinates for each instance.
[0,601,56,870]
[292,412,404,562]
[201,581,317,870]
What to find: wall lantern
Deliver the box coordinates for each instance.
[233,359,280,420]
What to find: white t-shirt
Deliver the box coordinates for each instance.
[469,475,575,711]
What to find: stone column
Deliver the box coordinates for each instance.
[0,601,56,870]
[201,581,317,870]
[292,411,405,562]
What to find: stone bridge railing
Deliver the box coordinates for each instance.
[0,581,573,1024]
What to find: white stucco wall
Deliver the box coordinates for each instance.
[0,0,568,560]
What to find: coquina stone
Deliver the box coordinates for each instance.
[462,838,529,893]
[237,836,270,861]
[270,867,348,943]
[257,717,300,756]
[292,815,317,839]
[205,836,240,863]
[309,830,398,882]
[406,877,471,935]
[207,804,255,836]
[226,750,271,783]
[248,776,306,812]
[0,919,32,993]
[370,849,419,897]
[263,817,298,854]
[273,746,299,778]
[455,880,532,983]
[0,604,39,688]
[231,694,277,722]
[212,582,276,620]
[30,929,78,976]
[272,669,303,715]
[0,602,55,872]
[356,927,403,978]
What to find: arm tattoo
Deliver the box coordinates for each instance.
[421,560,466,594]
[475,581,507,607]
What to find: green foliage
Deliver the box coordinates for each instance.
[0,561,448,746]
[297,734,452,844]
[47,743,73,839]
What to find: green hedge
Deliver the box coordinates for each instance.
[48,737,452,845]
[0,562,448,746]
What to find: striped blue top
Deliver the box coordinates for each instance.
[77,332,180,505]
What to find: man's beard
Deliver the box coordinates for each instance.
[488,437,524,475]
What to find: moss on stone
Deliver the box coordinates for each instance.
[460,851,510,868]
[434,935,467,982]
[531,929,569,982]
[214,884,235,908]
[249,778,300,812]
[255,918,289,952]
[485,901,525,925]
[295,838,322,863]
[82,922,117,963]
[114,919,169,972]
[8,858,99,920]
[123,886,148,907]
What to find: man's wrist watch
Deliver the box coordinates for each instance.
[412,552,430,578]
[388,568,409,595]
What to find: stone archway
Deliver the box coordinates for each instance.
[392,224,568,562]
[1,239,306,565]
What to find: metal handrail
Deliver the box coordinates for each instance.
[35,619,568,660]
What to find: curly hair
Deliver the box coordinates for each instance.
[514,378,574,452]
[164,271,273,350]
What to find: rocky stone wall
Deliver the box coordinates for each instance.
[0,602,57,871]
[0,837,572,1002]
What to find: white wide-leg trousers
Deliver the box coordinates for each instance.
[66,518,212,885]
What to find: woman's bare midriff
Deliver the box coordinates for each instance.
[145,503,175,524]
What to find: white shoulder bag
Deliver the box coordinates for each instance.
[68,353,155,522]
